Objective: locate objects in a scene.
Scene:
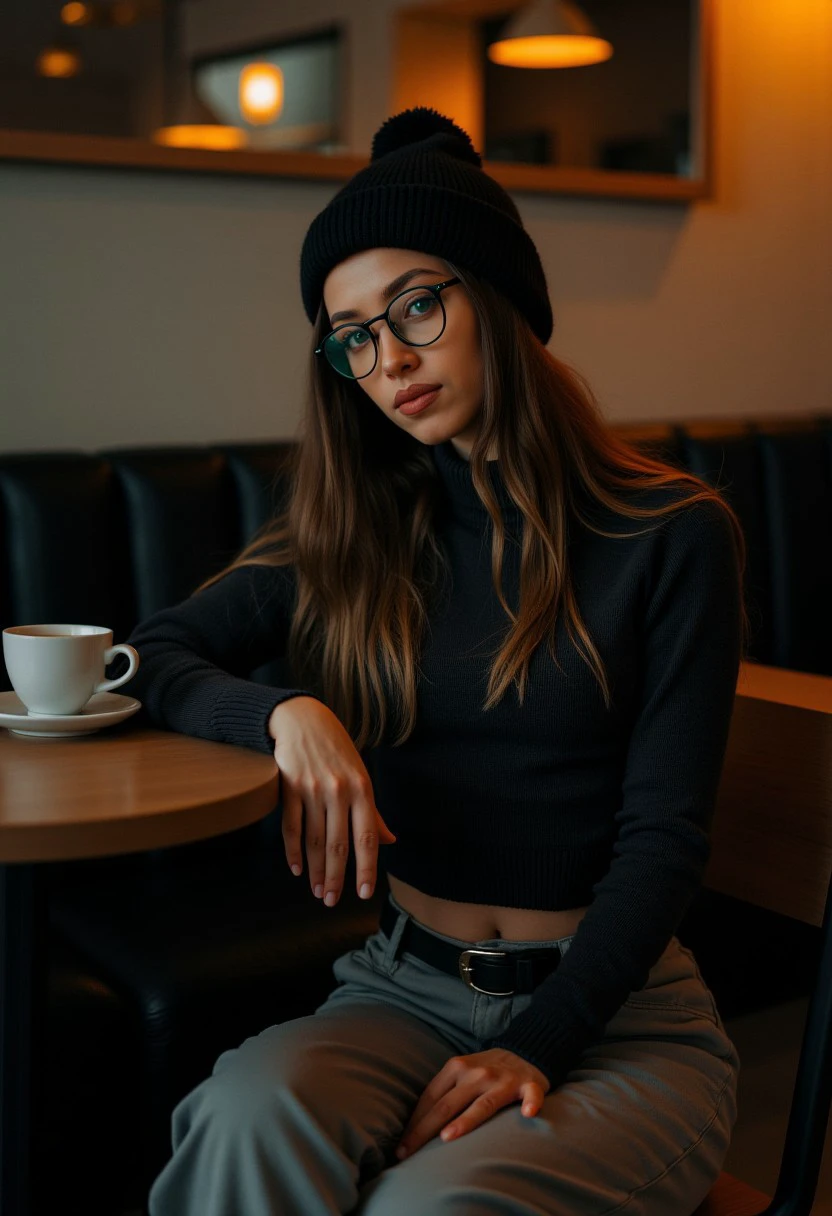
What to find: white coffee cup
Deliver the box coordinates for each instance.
[2,624,140,716]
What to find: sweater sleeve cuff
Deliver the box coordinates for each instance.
[211,684,324,755]
[481,1017,592,1091]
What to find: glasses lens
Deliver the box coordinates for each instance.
[389,287,445,347]
[323,325,376,379]
[323,287,446,379]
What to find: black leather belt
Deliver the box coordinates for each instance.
[380,896,562,996]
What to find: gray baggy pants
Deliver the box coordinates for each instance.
[148,889,739,1215]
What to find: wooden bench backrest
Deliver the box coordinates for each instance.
[704,663,832,927]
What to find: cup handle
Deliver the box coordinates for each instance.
[96,644,140,695]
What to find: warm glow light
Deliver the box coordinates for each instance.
[239,63,284,125]
[488,0,613,70]
[488,34,613,68]
[151,124,249,150]
[60,2,93,26]
[36,46,82,78]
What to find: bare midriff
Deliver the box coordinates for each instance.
[387,874,591,944]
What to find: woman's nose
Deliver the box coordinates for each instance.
[375,324,419,374]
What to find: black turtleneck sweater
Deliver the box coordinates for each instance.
[121,439,743,1088]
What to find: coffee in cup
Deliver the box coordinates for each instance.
[2,624,140,716]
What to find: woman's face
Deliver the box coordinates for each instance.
[322,247,489,461]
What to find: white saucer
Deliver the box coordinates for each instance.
[0,691,142,738]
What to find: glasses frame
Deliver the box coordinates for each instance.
[315,277,462,380]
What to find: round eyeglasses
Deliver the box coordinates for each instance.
[315,278,461,380]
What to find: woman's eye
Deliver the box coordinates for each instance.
[339,328,369,350]
[406,295,436,317]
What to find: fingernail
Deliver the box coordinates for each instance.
[314,884,323,898]
[324,891,336,906]
[395,1146,407,1159]
[291,864,301,876]
[359,883,372,899]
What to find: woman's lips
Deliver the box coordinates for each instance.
[397,388,441,416]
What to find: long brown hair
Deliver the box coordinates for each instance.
[195,261,750,751]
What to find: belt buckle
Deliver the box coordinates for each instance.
[458,948,514,996]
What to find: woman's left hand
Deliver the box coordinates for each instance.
[395,1048,550,1160]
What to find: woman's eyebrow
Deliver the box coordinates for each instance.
[328,267,444,324]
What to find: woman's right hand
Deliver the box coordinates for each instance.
[268,696,397,908]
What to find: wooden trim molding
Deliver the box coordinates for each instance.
[0,128,709,201]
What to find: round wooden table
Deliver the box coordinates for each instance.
[0,722,278,1216]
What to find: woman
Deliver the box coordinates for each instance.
[130,107,750,1215]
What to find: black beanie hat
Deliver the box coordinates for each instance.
[299,107,553,346]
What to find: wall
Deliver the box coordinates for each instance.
[0,0,830,453]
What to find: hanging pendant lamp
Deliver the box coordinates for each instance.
[488,0,613,69]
